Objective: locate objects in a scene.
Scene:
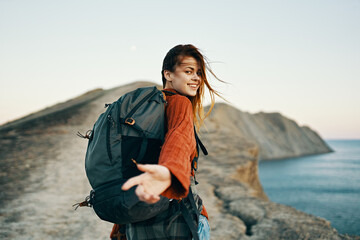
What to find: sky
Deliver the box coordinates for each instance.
[0,0,359,139]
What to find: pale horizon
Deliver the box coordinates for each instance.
[1,0,359,139]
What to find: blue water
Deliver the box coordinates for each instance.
[258,140,360,236]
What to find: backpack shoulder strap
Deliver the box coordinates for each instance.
[195,131,208,156]
[192,129,208,172]
[161,90,177,96]
[179,188,200,240]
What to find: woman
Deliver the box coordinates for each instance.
[111,44,222,240]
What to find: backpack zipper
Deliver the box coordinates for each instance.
[106,114,114,163]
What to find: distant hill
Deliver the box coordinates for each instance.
[0,81,354,240]
[203,103,332,160]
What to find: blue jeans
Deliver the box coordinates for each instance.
[196,215,211,240]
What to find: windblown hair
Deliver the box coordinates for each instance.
[161,44,224,130]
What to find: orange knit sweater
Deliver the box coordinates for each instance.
[159,88,208,218]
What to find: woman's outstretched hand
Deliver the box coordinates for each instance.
[122,164,171,204]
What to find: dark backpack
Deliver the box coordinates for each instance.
[74,86,207,239]
[74,86,169,224]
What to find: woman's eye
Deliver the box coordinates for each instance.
[185,71,192,74]
[197,72,202,76]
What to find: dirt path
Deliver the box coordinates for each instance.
[0,125,112,239]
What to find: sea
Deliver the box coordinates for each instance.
[258,139,360,236]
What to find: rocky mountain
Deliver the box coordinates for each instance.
[203,103,333,160]
[0,81,357,240]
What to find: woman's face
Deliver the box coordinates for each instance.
[164,56,202,97]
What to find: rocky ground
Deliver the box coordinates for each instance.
[197,125,358,240]
[0,81,358,239]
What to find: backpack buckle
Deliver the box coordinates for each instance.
[125,118,135,125]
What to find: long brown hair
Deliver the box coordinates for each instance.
[161,44,224,130]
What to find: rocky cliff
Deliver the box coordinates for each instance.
[204,103,333,160]
[196,106,354,239]
[0,81,357,240]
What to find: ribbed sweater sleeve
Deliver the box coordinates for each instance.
[158,94,196,199]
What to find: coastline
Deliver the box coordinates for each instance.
[259,139,360,236]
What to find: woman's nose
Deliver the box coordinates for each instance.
[192,73,200,81]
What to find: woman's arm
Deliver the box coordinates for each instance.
[157,95,196,199]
